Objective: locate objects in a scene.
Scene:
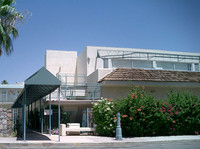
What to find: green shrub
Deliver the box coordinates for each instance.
[93,88,200,137]
[93,98,116,136]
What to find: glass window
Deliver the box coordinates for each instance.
[156,61,174,70]
[195,63,199,72]
[112,60,132,68]
[103,59,108,68]
[1,90,7,102]
[132,60,153,69]
[175,63,191,71]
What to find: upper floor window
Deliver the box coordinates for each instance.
[157,61,192,71]
[111,59,153,69]
[175,63,191,71]
[103,59,109,68]
[103,58,198,72]
[157,61,174,70]
[112,59,132,68]
[132,60,153,69]
[195,63,199,72]
[1,90,7,102]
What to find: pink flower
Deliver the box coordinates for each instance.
[131,93,137,99]
[165,102,168,105]
[175,111,178,115]
[137,108,141,112]
[129,117,133,120]
[122,114,128,118]
[172,121,176,123]
[108,99,113,101]
[173,128,175,131]
[168,109,172,113]
[195,131,199,135]
[169,104,173,108]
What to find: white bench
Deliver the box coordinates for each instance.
[60,123,96,136]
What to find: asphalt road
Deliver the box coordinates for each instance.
[0,140,200,149]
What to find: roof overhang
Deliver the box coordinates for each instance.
[12,67,61,108]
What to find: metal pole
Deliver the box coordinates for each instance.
[49,94,51,136]
[12,109,14,131]
[86,108,89,127]
[23,87,27,141]
[58,87,60,142]
[41,98,43,134]
[116,113,122,140]
[34,101,36,130]
[40,98,41,132]
[27,104,29,128]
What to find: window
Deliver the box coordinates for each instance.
[175,63,191,71]
[157,61,192,71]
[112,59,132,68]
[157,61,174,70]
[195,63,199,72]
[103,59,108,68]
[1,90,7,102]
[112,59,153,69]
[132,60,153,69]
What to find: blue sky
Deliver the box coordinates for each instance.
[1,0,200,84]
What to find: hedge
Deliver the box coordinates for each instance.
[93,88,200,137]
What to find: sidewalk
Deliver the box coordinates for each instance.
[49,134,200,143]
[0,134,199,144]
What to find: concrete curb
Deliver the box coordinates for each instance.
[0,135,199,144]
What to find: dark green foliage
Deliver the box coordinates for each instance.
[1,80,8,84]
[93,88,200,137]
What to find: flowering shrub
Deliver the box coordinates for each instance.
[165,91,200,135]
[52,128,59,135]
[93,88,200,137]
[93,98,116,136]
[115,88,168,136]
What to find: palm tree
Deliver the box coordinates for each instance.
[0,0,24,56]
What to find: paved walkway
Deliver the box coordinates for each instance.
[0,131,199,144]
[49,134,200,143]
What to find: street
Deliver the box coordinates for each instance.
[0,140,200,149]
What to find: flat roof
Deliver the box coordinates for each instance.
[0,84,24,89]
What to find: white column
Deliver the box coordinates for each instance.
[108,59,112,68]
[153,61,157,69]
[191,63,195,72]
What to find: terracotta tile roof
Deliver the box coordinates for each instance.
[98,68,200,83]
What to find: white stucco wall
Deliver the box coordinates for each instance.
[87,68,114,84]
[81,46,200,77]
[76,47,87,76]
[45,50,77,76]
[102,85,200,100]
[45,46,200,85]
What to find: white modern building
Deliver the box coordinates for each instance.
[44,46,200,127]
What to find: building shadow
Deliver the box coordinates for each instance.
[17,129,51,141]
